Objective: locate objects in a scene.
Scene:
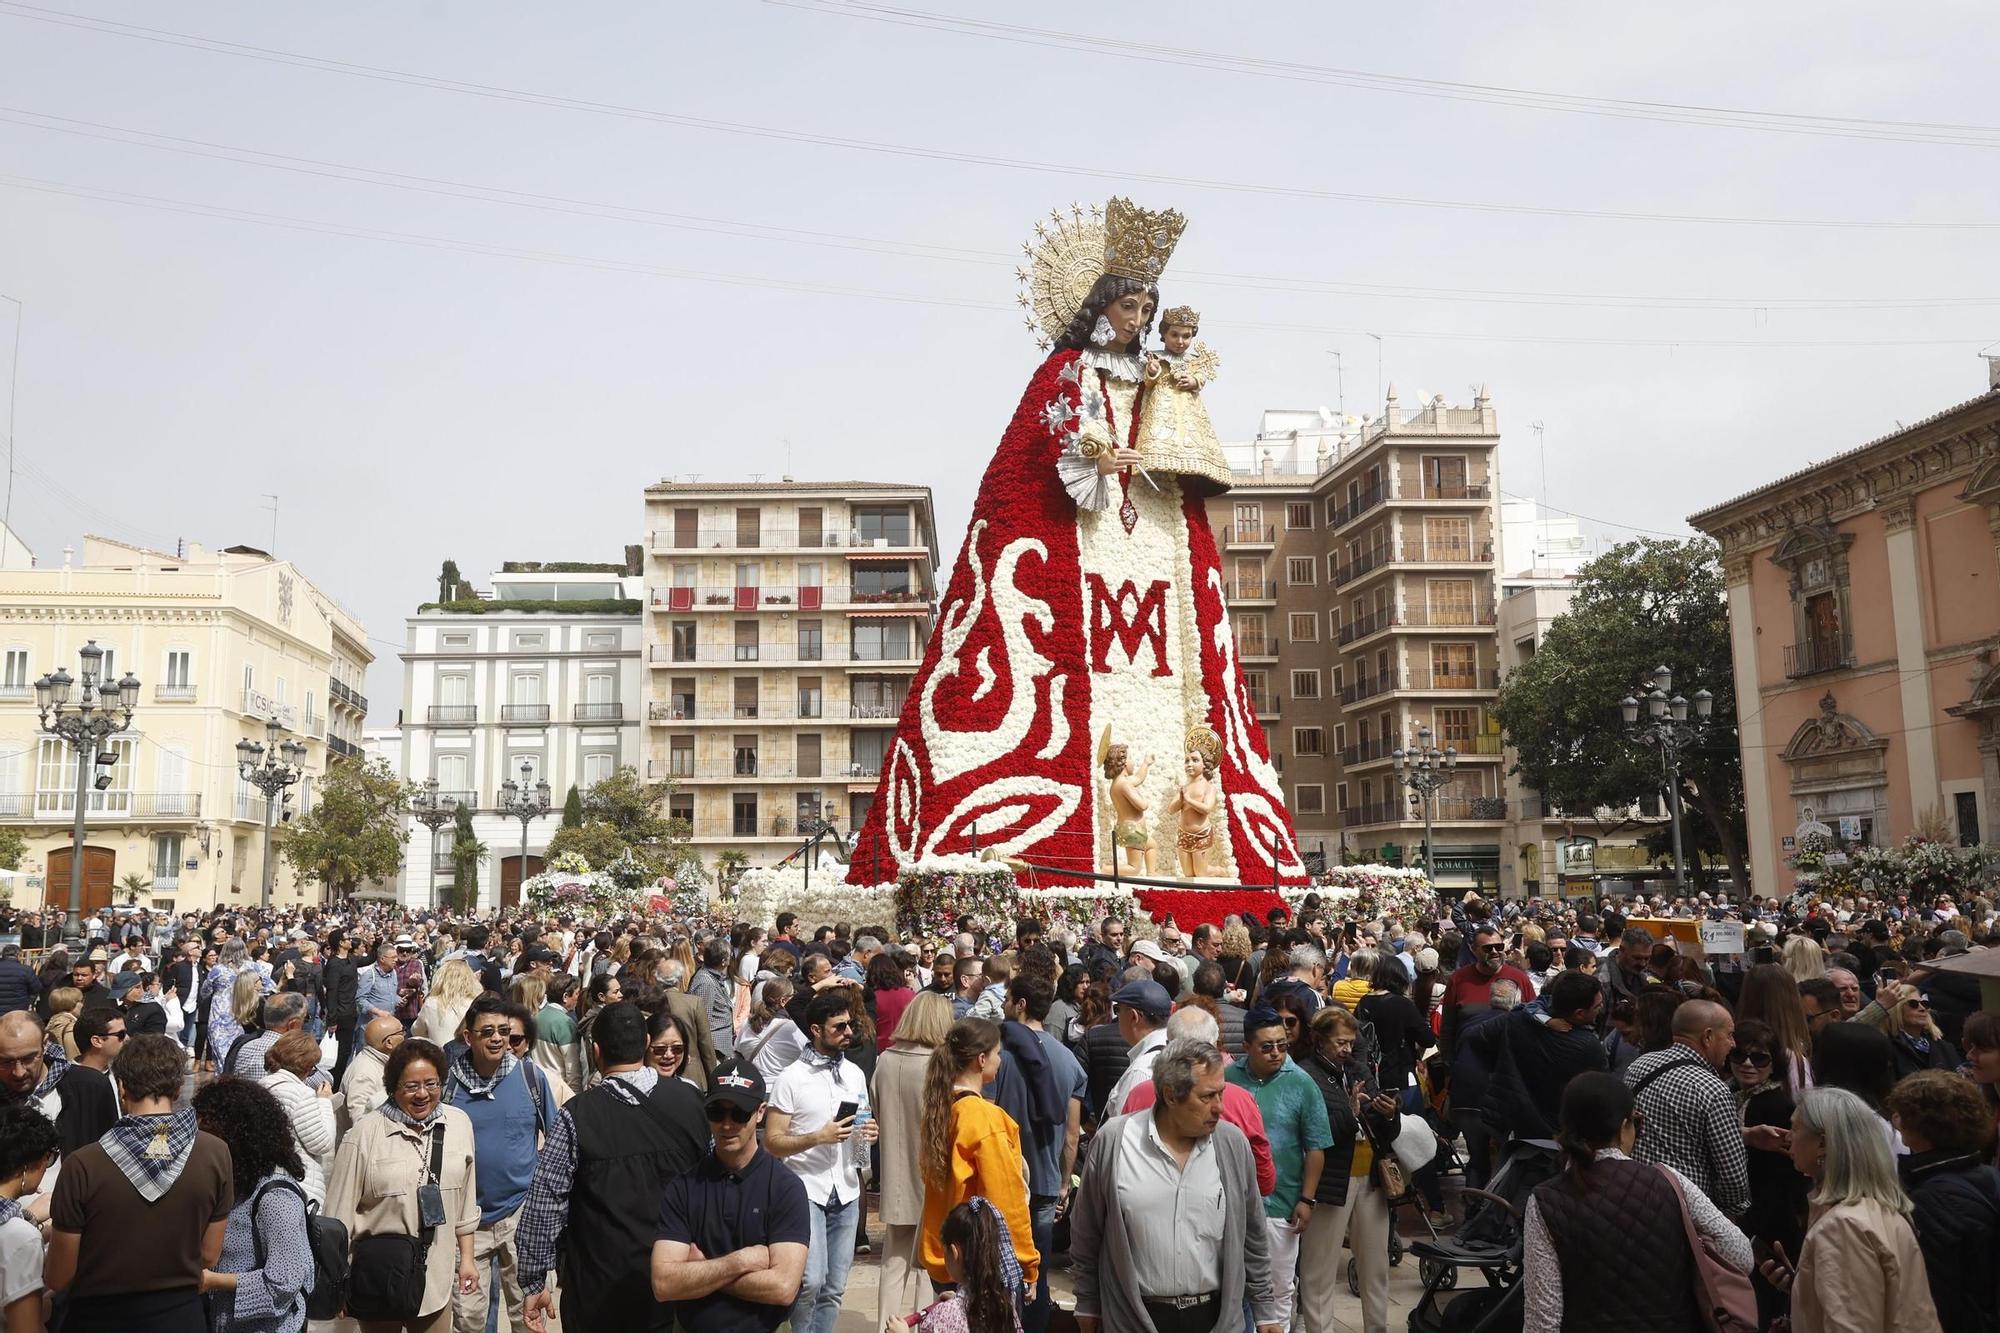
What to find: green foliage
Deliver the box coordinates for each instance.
[499,561,628,574]
[438,559,465,604]
[544,766,703,886]
[0,828,24,873]
[714,849,749,891]
[1492,538,1748,886]
[417,598,640,616]
[561,785,584,829]
[117,871,149,903]
[445,800,485,913]
[282,759,414,899]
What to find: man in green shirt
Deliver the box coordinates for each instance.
[1225,1007,1330,1329]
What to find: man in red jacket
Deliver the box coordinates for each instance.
[1439,927,1536,1059]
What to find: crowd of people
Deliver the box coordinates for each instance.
[0,883,1983,1332]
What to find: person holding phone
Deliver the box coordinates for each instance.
[764,990,875,1333]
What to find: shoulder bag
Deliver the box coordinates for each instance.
[345,1123,446,1321]
[1655,1164,1758,1333]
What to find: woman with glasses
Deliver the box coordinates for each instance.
[325,1038,479,1333]
[504,1006,573,1106]
[1880,989,1960,1082]
[1737,964,1815,1091]
[647,1009,702,1087]
[1730,1018,1809,1332]
[1759,1086,1941,1333]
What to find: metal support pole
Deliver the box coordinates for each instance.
[67,740,89,917]
[1667,750,1688,893]
[260,791,278,910]
[1423,792,1435,884]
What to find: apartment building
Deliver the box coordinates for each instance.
[1210,389,1507,888]
[399,563,643,909]
[0,535,371,910]
[640,480,938,868]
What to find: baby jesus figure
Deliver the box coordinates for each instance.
[1100,735,1157,876]
[1138,305,1230,496]
[1164,724,1223,878]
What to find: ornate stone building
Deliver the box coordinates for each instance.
[1689,366,2000,893]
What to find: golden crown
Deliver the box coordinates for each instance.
[1159,305,1200,331]
[1186,721,1222,769]
[1015,197,1188,349]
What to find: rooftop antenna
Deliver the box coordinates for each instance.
[1327,350,1345,422]
[1529,421,1548,566]
[261,494,279,555]
[1366,333,1384,408]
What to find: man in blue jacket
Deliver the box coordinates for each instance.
[442,992,548,1333]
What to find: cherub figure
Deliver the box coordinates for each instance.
[1100,736,1157,875]
[1165,724,1222,878]
[1137,305,1229,495]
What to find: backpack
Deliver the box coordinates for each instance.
[250,1175,350,1321]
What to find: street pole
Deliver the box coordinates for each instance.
[1622,668,1713,898]
[236,717,307,912]
[260,790,279,911]
[34,641,140,926]
[1666,749,1688,893]
[410,780,454,912]
[67,749,89,918]
[497,761,551,913]
[1393,724,1457,887]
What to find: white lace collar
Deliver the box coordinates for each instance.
[1078,347,1146,382]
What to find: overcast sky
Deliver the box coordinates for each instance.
[4,2,1998,715]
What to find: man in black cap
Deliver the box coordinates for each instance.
[652,1057,809,1333]
[1102,978,1173,1113]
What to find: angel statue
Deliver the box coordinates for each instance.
[844,197,1307,887]
[1164,723,1223,879]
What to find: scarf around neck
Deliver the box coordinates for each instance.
[31,1043,67,1101]
[446,1047,517,1101]
[99,1107,199,1203]
[378,1100,444,1132]
[801,1044,845,1072]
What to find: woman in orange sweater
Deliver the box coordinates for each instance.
[918,1018,1039,1295]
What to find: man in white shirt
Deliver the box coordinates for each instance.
[762,989,876,1333]
[1103,979,1174,1114]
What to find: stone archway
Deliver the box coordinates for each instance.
[1781,692,1890,844]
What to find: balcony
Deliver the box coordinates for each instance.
[1331,482,1387,529]
[500,703,551,723]
[1225,523,1276,548]
[1343,801,1407,829]
[4,792,203,821]
[1434,795,1511,821]
[1339,671,1401,705]
[1406,666,1501,691]
[650,527,919,553]
[154,684,198,703]
[1422,481,1492,501]
[1784,634,1854,679]
[1248,692,1280,718]
[303,711,324,735]
[1333,546,1391,588]
[1408,541,1495,565]
[327,678,369,713]
[327,735,363,760]
[1339,608,1399,645]
[849,701,905,719]
[1225,579,1274,602]
[845,760,884,780]
[1402,606,1498,631]
[1341,737,1396,766]
[427,704,478,724]
[573,702,625,722]
[1235,635,1277,659]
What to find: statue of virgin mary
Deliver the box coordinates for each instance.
[845,198,1307,887]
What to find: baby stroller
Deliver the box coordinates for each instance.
[1404,1138,1561,1333]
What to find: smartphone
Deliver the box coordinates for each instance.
[834,1100,858,1123]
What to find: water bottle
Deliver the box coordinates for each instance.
[850,1106,873,1171]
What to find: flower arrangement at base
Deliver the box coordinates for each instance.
[522,854,653,918]
[894,856,1020,939]
[1018,884,1142,937]
[734,867,897,933]
[1289,865,1440,924]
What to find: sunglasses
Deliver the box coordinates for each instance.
[1478,943,1507,954]
[705,1103,753,1124]
[1728,1050,1772,1068]
[1904,999,1929,1010]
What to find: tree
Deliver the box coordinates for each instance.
[1492,538,1749,892]
[561,784,584,829]
[545,766,702,886]
[448,801,485,913]
[0,828,24,873]
[438,559,464,604]
[117,871,149,905]
[282,759,412,900]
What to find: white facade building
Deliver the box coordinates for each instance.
[398,564,642,910]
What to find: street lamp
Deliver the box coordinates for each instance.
[409,779,458,910]
[498,760,552,908]
[801,800,844,897]
[237,717,308,911]
[35,640,139,923]
[1391,724,1457,881]
[1620,664,1714,895]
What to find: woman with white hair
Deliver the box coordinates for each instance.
[1760,1085,1942,1333]
[1782,933,1827,983]
[1879,987,1960,1082]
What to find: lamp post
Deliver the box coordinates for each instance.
[410,779,457,910]
[801,800,842,896]
[236,717,308,911]
[498,761,551,909]
[35,640,139,922]
[1620,664,1714,895]
[1391,724,1457,881]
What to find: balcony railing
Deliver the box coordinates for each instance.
[500,704,551,723]
[1235,635,1276,657]
[303,711,324,735]
[1343,801,1406,828]
[0,685,28,702]
[1226,523,1275,546]
[1423,481,1492,501]
[573,702,625,722]
[845,760,884,779]
[431,791,477,811]
[154,684,198,702]
[1339,671,1401,705]
[1339,608,1399,645]
[651,527,918,551]
[1433,795,1511,821]
[1784,634,1854,679]
[1331,482,1387,528]
[1406,666,1501,691]
[1408,541,1495,565]
[1341,737,1396,765]
[1333,547,1391,587]
[428,704,478,723]
[1225,579,1273,600]
[327,735,363,760]
[1402,606,1498,630]
[327,678,370,713]
[5,792,203,821]
[1247,692,1280,717]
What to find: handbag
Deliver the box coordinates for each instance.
[345,1124,446,1322]
[1655,1165,1758,1333]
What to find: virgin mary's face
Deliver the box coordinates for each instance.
[1103,291,1154,350]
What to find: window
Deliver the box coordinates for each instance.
[508,754,546,788]
[669,678,695,718]
[1233,502,1263,537]
[1285,501,1313,530]
[437,673,469,705]
[440,632,472,649]
[1954,791,1981,847]
[435,753,470,796]
[735,508,762,547]
[243,664,255,695]
[511,631,546,651]
[1426,579,1476,625]
[584,671,615,705]
[1334,723,1347,752]
[672,622,697,662]
[852,507,912,545]
[1,650,27,689]
[673,508,699,548]
[851,679,903,719]
[1423,455,1469,498]
[796,791,826,830]
[798,676,823,719]
[1434,707,1477,747]
[852,565,912,597]
[797,734,822,779]
[153,833,184,887]
[1422,516,1472,561]
[1295,785,1325,815]
[732,792,759,836]
[1288,613,1318,642]
[36,737,135,814]
[164,650,191,689]
[1336,782,1349,812]
[733,677,759,719]
[1293,727,1326,756]
[1331,664,1345,693]
[733,735,759,777]
[1325,498,1340,526]
[1430,643,1477,689]
[669,735,694,777]
[582,752,615,786]
[799,508,825,548]
[852,621,912,661]
[1286,556,1315,586]
[798,561,824,593]
[585,630,619,650]
[668,792,694,825]
[1290,670,1320,700]
[156,747,189,812]
[732,620,761,661]
[797,620,824,662]
[509,673,544,705]
[851,730,893,776]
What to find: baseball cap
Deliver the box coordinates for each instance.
[1128,939,1168,964]
[1109,978,1172,1021]
[521,946,560,967]
[705,1057,766,1113]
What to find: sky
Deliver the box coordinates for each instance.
[3,2,1998,716]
